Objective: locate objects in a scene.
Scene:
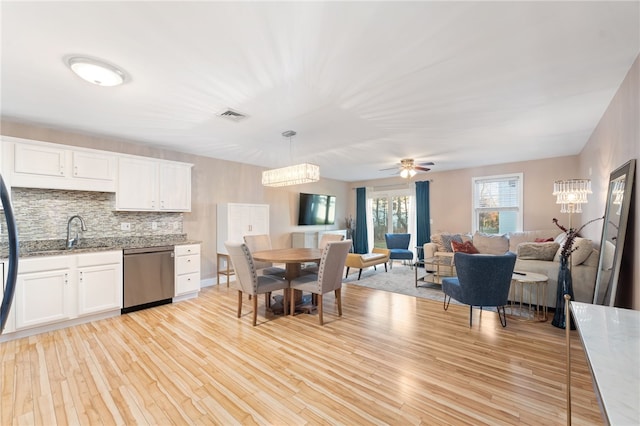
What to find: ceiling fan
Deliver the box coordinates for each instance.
[380,158,434,178]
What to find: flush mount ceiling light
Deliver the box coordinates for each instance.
[67,56,126,86]
[262,130,320,187]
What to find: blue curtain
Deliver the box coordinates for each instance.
[354,187,369,254]
[415,180,431,260]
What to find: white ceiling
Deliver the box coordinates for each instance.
[2,1,639,182]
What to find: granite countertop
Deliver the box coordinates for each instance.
[0,234,201,259]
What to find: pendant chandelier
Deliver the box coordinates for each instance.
[552,179,592,213]
[262,131,320,187]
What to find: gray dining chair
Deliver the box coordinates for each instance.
[243,234,286,279]
[289,240,351,325]
[224,242,290,326]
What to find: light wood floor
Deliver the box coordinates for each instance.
[1,282,602,425]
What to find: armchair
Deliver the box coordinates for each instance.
[384,233,413,269]
[441,252,516,327]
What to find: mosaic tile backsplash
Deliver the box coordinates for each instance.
[4,188,184,242]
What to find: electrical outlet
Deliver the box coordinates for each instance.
[151,222,158,230]
[121,222,131,231]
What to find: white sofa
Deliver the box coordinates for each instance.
[423,230,599,307]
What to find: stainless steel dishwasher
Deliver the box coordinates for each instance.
[123,246,175,313]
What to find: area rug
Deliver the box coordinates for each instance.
[343,264,459,305]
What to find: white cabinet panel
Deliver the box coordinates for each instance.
[7,138,116,191]
[174,244,200,297]
[217,203,270,253]
[77,250,122,316]
[116,157,157,210]
[159,162,191,211]
[14,143,66,177]
[15,268,71,330]
[116,157,192,212]
[72,151,115,182]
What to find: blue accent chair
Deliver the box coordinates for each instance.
[384,233,413,269]
[442,252,516,327]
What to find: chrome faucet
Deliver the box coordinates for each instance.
[67,214,87,249]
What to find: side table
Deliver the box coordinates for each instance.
[217,252,235,286]
[419,253,455,286]
[508,272,548,321]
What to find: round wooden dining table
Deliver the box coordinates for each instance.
[252,247,322,282]
[252,248,323,314]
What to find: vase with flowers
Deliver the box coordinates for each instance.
[551,216,603,329]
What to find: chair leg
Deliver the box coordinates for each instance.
[384,262,387,272]
[389,260,393,270]
[237,290,243,318]
[290,288,295,316]
[317,294,323,326]
[335,289,342,317]
[283,289,288,316]
[345,267,350,278]
[265,293,270,309]
[469,305,473,327]
[252,295,258,326]
[497,306,507,327]
[357,269,362,280]
[443,295,451,311]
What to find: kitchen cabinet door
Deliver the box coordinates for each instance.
[77,251,122,316]
[158,162,192,211]
[14,268,71,330]
[14,142,66,178]
[72,151,116,183]
[0,261,15,334]
[116,157,157,210]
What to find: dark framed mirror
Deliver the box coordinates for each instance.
[593,159,636,306]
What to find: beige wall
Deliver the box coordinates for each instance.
[0,121,350,282]
[579,54,639,309]
[349,155,580,234]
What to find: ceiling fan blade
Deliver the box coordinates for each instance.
[417,161,434,166]
[379,166,400,171]
[415,166,431,172]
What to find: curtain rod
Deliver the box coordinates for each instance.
[351,179,432,190]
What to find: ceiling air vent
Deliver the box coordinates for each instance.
[217,108,249,122]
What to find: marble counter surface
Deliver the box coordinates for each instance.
[0,234,201,259]
[571,302,640,425]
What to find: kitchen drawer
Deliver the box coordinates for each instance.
[175,244,200,257]
[176,272,200,295]
[176,254,200,275]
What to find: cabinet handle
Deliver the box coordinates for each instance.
[187,259,191,263]
[74,165,78,176]
[60,164,65,175]
[79,271,83,283]
[65,272,69,285]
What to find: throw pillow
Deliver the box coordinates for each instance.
[554,237,593,266]
[451,240,479,254]
[441,234,463,252]
[517,242,560,261]
[472,232,509,254]
[534,237,554,242]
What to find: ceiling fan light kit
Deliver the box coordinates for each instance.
[262,130,320,187]
[67,56,126,87]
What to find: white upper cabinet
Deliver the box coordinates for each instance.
[4,137,116,192]
[116,156,192,212]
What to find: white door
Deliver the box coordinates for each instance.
[15,269,71,329]
[77,264,122,315]
[116,157,157,210]
[158,162,191,211]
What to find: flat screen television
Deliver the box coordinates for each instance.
[298,193,336,226]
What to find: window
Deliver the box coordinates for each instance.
[370,190,413,248]
[472,173,523,234]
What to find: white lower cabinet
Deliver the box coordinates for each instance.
[14,256,74,330]
[175,244,201,296]
[77,251,123,316]
[12,251,122,332]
